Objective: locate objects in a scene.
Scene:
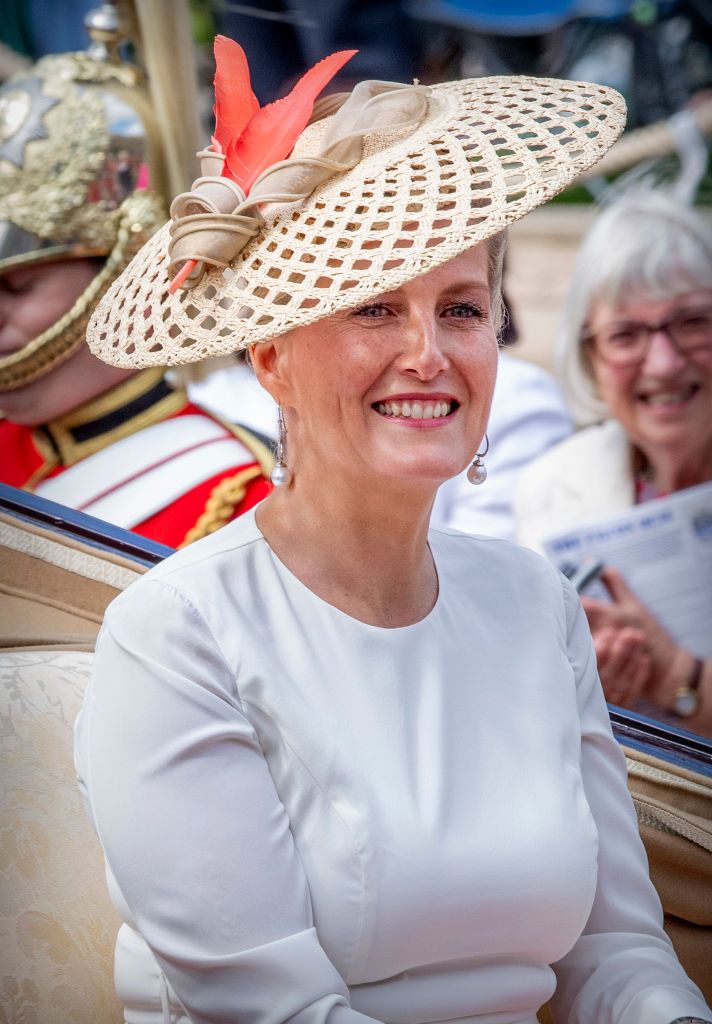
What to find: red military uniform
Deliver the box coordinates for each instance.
[0,369,273,548]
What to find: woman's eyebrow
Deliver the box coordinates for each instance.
[439,281,489,296]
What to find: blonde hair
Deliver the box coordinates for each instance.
[488,230,507,338]
[557,190,712,425]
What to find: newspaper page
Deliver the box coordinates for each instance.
[542,480,712,658]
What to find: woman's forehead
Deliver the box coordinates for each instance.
[591,285,712,323]
[373,245,490,299]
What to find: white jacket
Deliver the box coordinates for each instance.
[515,419,635,553]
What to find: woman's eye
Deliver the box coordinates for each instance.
[353,303,389,319]
[444,302,483,319]
[608,330,636,347]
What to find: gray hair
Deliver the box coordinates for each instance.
[557,190,712,425]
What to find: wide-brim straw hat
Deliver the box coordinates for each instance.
[87,74,625,368]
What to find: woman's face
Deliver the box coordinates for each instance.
[586,289,712,469]
[259,244,498,492]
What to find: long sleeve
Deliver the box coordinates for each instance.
[77,579,381,1024]
[551,578,711,1024]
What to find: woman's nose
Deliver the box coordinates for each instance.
[399,317,449,379]
[642,327,690,375]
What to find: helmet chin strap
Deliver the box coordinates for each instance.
[0,192,166,393]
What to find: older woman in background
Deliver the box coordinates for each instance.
[516,190,712,733]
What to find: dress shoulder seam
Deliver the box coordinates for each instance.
[137,576,235,690]
[151,530,265,581]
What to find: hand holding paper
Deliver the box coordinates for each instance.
[583,567,679,709]
[543,481,712,734]
[589,621,651,708]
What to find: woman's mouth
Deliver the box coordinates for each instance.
[373,399,458,420]
[638,383,700,408]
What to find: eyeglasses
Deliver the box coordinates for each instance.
[583,306,712,367]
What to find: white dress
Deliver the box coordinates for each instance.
[74,509,710,1024]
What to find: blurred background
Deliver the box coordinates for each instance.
[1,0,710,368]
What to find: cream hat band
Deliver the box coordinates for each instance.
[87,73,626,369]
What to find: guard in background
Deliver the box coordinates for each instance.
[0,2,272,548]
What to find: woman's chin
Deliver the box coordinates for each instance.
[370,454,465,487]
[632,415,702,452]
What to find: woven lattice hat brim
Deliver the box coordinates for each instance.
[88,75,625,368]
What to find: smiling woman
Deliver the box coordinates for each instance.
[248,246,498,627]
[515,190,712,734]
[584,289,712,494]
[74,38,712,1024]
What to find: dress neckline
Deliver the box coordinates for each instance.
[250,507,443,634]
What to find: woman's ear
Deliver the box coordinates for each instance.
[249,339,289,404]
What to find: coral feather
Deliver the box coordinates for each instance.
[225,49,357,191]
[169,43,355,292]
[212,35,260,158]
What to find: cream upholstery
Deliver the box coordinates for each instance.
[0,650,122,1023]
[0,511,144,1024]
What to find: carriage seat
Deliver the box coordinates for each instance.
[0,500,151,1024]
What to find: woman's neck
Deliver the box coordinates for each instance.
[256,466,439,628]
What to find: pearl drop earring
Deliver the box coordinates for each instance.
[467,434,489,486]
[270,406,293,487]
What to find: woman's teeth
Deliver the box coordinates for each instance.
[376,400,453,419]
[641,385,697,405]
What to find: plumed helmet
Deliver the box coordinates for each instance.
[0,1,196,391]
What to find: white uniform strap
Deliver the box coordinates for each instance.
[37,415,254,529]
